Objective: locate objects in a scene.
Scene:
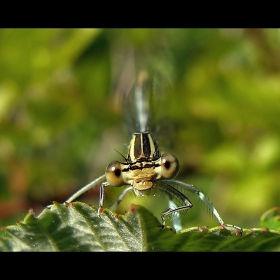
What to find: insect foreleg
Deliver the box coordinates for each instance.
[158,181,193,229]
[64,174,107,204]
[98,181,110,216]
[167,179,243,234]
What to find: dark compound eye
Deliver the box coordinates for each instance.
[105,161,124,186]
[160,153,180,179]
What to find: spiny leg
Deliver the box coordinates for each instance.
[98,181,110,216]
[166,179,243,235]
[161,205,193,230]
[158,181,193,230]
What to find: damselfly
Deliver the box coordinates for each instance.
[56,72,243,234]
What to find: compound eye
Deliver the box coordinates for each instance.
[161,153,180,179]
[105,161,124,186]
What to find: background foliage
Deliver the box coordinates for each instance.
[1,28,280,238]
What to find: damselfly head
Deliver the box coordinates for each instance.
[104,131,180,196]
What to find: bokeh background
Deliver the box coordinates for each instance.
[0,28,280,230]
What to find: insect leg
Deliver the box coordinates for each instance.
[168,200,183,231]
[46,174,107,209]
[65,174,107,204]
[167,179,243,234]
[98,181,110,216]
[158,181,193,230]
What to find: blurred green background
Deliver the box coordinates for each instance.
[0,28,280,230]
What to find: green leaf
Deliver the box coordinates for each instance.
[0,202,280,251]
[260,206,280,230]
